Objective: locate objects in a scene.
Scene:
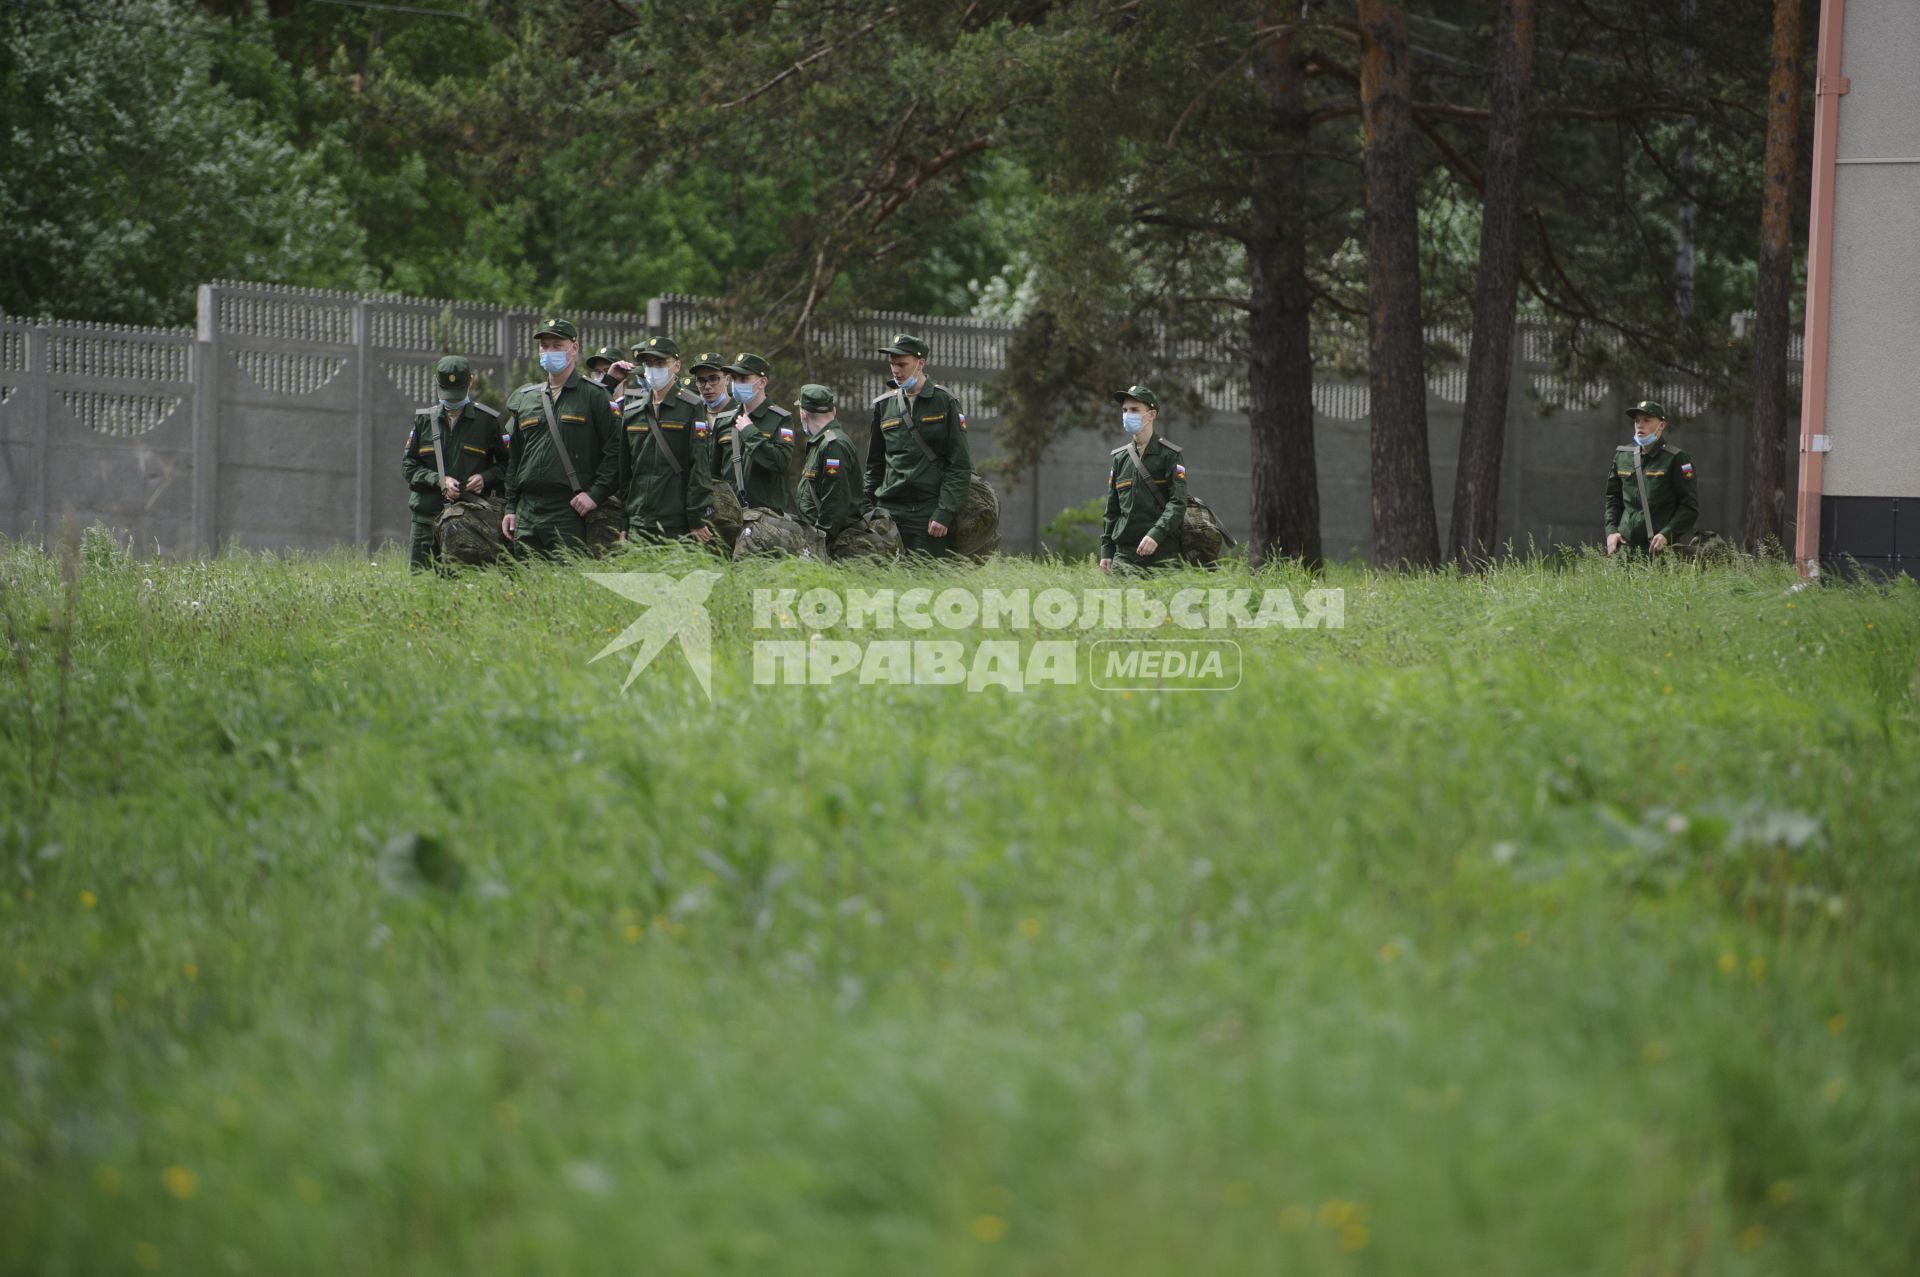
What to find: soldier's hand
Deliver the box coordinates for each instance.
[928,520,949,537]
[571,492,598,516]
[464,474,485,494]
[1605,532,1623,555]
[1099,557,1113,574]
[441,477,461,502]
[689,526,714,544]
[1137,535,1158,556]
[1649,532,1668,554]
[501,512,517,539]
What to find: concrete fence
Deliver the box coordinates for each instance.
[0,281,1792,559]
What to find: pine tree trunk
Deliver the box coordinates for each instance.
[1743,0,1806,554]
[1450,0,1537,568]
[1247,20,1322,568]
[1359,0,1439,568]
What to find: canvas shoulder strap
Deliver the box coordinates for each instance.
[1630,444,1655,532]
[538,386,585,494]
[897,389,944,465]
[1122,441,1167,516]
[728,408,748,491]
[430,409,450,486]
[633,399,685,476]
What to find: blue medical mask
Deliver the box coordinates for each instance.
[1633,431,1657,448]
[731,380,757,405]
[438,394,470,409]
[896,373,920,394]
[538,350,570,375]
[645,366,673,391]
[1121,411,1144,435]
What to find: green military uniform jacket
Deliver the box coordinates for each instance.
[502,371,620,512]
[1605,441,1699,546]
[1101,435,1189,564]
[620,386,716,535]
[401,401,509,519]
[798,425,861,541]
[725,399,797,512]
[862,382,974,527]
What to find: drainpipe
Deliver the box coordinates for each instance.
[1794,0,1849,578]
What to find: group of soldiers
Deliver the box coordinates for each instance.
[402,318,1697,573]
[402,319,978,571]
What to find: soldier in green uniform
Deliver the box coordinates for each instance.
[1099,384,1188,575]
[721,352,796,512]
[633,335,699,397]
[401,355,509,573]
[621,336,717,545]
[862,333,973,558]
[501,318,620,557]
[794,384,861,543]
[585,345,623,392]
[1605,399,1699,557]
[608,359,636,409]
[688,351,736,488]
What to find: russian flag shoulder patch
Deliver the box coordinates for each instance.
[1680,462,1694,477]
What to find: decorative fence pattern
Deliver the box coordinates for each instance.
[0,281,1782,559]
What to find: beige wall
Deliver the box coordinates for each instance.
[1822,0,1920,498]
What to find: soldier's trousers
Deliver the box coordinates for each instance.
[627,514,692,543]
[515,502,587,559]
[407,519,440,573]
[1110,542,1181,575]
[886,503,954,559]
[1614,530,1669,559]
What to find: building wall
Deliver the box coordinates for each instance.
[1819,0,1920,573]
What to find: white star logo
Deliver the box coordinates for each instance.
[583,570,722,698]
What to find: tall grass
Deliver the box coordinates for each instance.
[2,540,1916,1275]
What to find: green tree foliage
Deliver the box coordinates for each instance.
[0,0,368,325]
[2,0,1807,557]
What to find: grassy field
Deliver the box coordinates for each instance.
[2,536,1917,1276]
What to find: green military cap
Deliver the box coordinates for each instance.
[688,350,727,373]
[877,332,930,358]
[724,351,771,377]
[796,384,835,411]
[633,335,680,361]
[586,345,621,369]
[1626,399,1667,420]
[434,355,472,391]
[533,317,579,341]
[1112,384,1159,410]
